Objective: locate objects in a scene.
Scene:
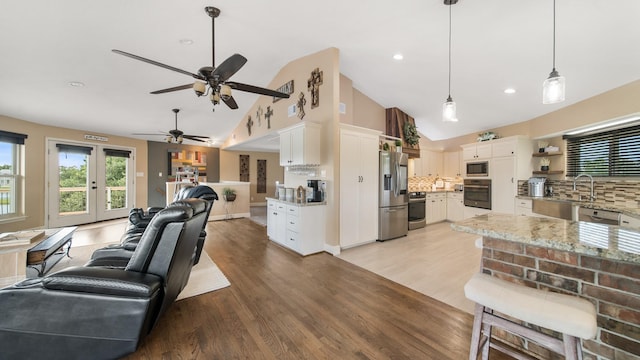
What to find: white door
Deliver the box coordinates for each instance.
[47,140,134,227]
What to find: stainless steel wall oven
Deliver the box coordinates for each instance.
[463,179,491,210]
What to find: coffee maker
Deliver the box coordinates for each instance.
[306,180,324,202]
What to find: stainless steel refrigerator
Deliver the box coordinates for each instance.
[378,151,409,241]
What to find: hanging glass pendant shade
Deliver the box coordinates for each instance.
[442,96,457,122]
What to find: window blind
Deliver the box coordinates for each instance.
[564,124,640,177]
[0,130,28,145]
[103,148,131,158]
[56,144,93,155]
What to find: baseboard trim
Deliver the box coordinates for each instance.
[209,212,251,221]
[324,244,341,256]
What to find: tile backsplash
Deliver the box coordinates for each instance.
[518,178,640,210]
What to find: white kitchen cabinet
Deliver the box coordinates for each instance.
[462,143,492,161]
[489,136,533,215]
[339,124,380,248]
[267,199,326,255]
[279,122,321,166]
[425,192,447,224]
[444,151,462,177]
[446,192,464,221]
[515,198,533,216]
[424,150,444,177]
[463,206,491,219]
[620,214,640,230]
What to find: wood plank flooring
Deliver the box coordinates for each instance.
[117,218,513,359]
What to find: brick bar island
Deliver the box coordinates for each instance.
[452,214,639,360]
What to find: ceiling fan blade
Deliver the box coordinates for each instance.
[184,136,207,142]
[182,134,210,138]
[112,49,204,80]
[226,81,290,98]
[212,54,247,82]
[150,84,194,94]
[222,95,239,109]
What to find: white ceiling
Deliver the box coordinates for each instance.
[1,0,640,149]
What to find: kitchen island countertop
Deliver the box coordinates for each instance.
[451,213,640,264]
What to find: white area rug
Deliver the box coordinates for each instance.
[49,243,230,300]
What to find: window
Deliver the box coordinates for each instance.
[564,124,640,177]
[0,130,27,220]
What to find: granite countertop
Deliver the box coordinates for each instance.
[516,195,640,218]
[451,213,640,264]
[266,197,326,207]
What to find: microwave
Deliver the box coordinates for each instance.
[466,161,488,177]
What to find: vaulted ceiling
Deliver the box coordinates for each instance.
[1,0,639,147]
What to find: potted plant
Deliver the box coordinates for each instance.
[540,157,550,171]
[222,187,236,202]
[395,139,402,152]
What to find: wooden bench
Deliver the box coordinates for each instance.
[464,273,597,360]
[27,227,77,276]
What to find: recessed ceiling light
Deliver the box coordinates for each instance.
[69,81,85,87]
[393,53,404,60]
[504,88,516,94]
[179,39,194,45]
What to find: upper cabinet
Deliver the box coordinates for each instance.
[461,142,492,161]
[443,151,462,177]
[279,122,321,166]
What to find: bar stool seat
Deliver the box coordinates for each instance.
[464,273,597,360]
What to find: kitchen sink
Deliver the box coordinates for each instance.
[532,198,579,220]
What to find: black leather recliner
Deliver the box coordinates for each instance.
[92,185,218,266]
[0,198,209,360]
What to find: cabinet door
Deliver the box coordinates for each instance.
[358,134,380,242]
[267,200,277,239]
[491,156,516,214]
[289,126,305,165]
[275,203,287,245]
[340,131,363,247]
[279,131,292,166]
[462,146,477,161]
[444,151,461,177]
[492,140,517,157]
[424,151,443,177]
[475,143,492,159]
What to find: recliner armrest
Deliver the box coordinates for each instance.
[42,266,162,297]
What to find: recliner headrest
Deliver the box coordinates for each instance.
[169,198,207,216]
[182,185,218,201]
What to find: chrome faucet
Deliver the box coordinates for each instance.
[573,174,596,202]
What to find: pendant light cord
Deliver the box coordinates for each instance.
[552,0,556,71]
[448,3,452,98]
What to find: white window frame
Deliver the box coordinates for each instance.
[0,141,25,222]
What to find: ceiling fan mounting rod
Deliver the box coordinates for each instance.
[205,6,220,69]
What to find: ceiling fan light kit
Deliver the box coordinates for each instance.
[542,0,566,104]
[112,6,289,112]
[442,0,458,122]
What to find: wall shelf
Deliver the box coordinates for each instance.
[532,152,562,157]
[532,170,564,175]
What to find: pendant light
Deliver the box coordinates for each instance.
[443,0,458,122]
[542,0,565,104]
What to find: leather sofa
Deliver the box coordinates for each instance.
[0,198,209,360]
[90,185,218,267]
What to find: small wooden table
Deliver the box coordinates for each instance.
[27,227,77,277]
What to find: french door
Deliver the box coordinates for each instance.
[46,139,135,227]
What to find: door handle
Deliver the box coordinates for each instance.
[91,186,97,189]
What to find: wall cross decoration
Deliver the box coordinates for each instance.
[246,115,254,136]
[297,92,306,120]
[265,106,274,129]
[256,105,263,127]
[307,68,323,109]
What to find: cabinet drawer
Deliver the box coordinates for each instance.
[285,229,301,252]
[425,192,446,200]
[447,192,463,200]
[276,203,287,211]
[286,205,300,217]
[286,214,300,232]
[515,198,532,208]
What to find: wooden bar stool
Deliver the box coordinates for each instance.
[464,273,597,360]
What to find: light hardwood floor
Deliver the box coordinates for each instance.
[68,217,512,359]
[338,222,482,314]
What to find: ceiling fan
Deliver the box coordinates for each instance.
[134,109,209,144]
[112,6,289,110]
